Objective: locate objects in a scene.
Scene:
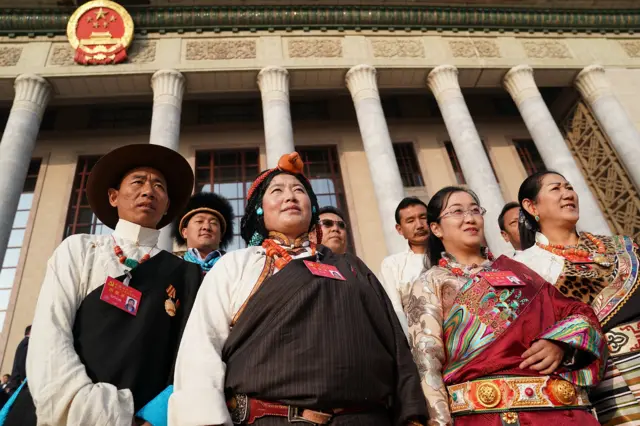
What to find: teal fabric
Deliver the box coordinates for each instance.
[136,385,172,426]
[0,381,26,425]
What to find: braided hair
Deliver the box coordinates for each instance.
[241,169,322,246]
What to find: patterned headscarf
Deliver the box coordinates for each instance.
[240,152,322,246]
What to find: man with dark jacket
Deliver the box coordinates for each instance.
[8,325,30,393]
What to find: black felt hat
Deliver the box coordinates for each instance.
[86,144,194,230]
[173,192,235,249]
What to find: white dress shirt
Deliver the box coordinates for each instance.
[27,220,161,426]
[379,248,426,338]
[513,232,565,284]
[169,245,314,426]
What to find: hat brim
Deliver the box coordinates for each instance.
[86,144,194,230]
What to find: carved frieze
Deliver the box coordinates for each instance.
[522,40,572,59]
[288,39,342,58]
[371,39,424,58]
[186,39,256,61]
[128,41,157,63]
[48,44,75,66]
[619,40,640,58]
[449,39,500,58]
[0,47,22,67]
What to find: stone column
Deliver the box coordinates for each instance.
[427,65,511,254]
[503,65,611,235]
[258,66,295,168]
[0,74,51,267]
[150,69,186,252]
[346,64,406,255]
[575,65,640,192]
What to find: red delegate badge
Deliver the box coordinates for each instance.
[478,271,525,287]
[100,276,142,316]
[304,260,346,281]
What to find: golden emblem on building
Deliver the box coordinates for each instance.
[66,0,134,65]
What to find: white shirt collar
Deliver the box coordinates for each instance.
[535,232,550,245]
[113,220,160,247]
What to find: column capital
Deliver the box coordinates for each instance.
[427,65,462,102]
[503,65,541,105]
[345,64,379,102]
[575,65,611,104]
[151,69,185,106]
[258,66,289,102]
[13,74,51,117]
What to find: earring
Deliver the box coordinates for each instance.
[256,207,263,216]
[534,215,540,222]
[249,231,264,247]
[312,206,317,214]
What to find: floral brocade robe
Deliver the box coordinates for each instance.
[404,255,608,426]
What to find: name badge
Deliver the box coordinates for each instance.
[304,260,346,281]
[100,276,142,316]
[478,271,525,287]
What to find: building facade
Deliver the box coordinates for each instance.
[1,0,640,371]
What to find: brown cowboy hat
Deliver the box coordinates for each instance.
[86,144,194,230]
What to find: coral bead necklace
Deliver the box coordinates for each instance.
[438,250,495,278]
[536,232,611,266]
[111,236,155,269]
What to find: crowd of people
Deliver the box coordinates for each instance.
[0,144,638,426]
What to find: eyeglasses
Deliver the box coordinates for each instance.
[320,219,347,230]
[439,206,487,220]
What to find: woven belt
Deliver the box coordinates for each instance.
[227,394,373,424]
[606,319,640,357]
[447,376,590,416]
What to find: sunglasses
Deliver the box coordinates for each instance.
[320,219,347,230]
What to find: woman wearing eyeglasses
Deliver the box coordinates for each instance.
[515,171,640,425]
[404,186,606,426]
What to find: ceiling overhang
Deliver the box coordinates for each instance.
[2,4,640,36]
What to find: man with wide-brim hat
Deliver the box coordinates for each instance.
[4,144,202,426]
[174,192,235,274]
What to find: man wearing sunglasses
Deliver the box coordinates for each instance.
[318,206,349,255]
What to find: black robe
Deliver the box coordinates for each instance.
[4,251,201,425]
[222,246,428,425]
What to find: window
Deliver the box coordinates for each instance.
[65,156,111,237]
[444,140,499,184]
[195,149,261,251]
[0,159,41,328]
[393,142,425,187]
[444,141,466,184]
[514,139,546,176]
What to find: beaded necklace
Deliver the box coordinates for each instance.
[536,232,611,266]
[111,235,155,269]
[438,249,494,278]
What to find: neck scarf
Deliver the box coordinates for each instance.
[183,249,223,273]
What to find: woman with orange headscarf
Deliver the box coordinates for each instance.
[169,153,428,426]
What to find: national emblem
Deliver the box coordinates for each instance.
[66,0,134,65]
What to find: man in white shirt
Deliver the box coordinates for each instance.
[498,202,522,256]
[4,144,201,426]
[379,197,428,337]
[174,192,235,275]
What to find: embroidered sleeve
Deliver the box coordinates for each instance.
[538,313,607,387]
[406,270,452,426]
